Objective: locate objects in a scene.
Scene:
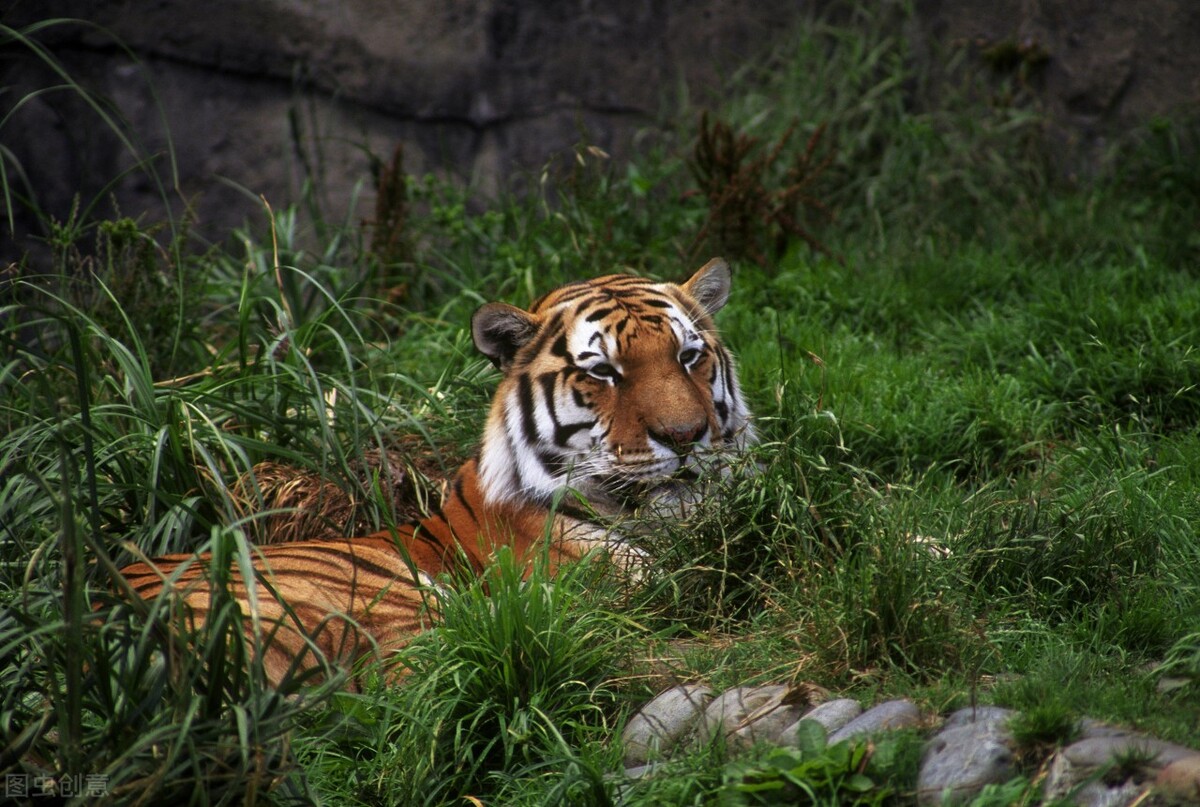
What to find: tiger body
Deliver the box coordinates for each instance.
[120,259,754,684]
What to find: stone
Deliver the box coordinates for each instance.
[1156,676,1192,695]
[1063,735,1199,773]
[917,721,1016,806]
[622,684,712,766]
[1077,718,1137,740]
[1070,781,1147,807]
[828,699,922,744]
[942,705,1014,730]
[1042,751,1075,804]
[622,763,657,780]
[1043,735,1200,807]
[8,0,1200,258]
[1154,754,1200,803]
[1043,751,1147,806]
[780,698,863,743]
[3,0,806,248]
[701,685,807,750]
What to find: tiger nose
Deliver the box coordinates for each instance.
[653,420,708,451]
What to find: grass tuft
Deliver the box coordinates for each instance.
[300,548,638,806]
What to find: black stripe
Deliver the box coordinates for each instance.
[538,372,593,446]
[518,373,539,445]
[551,277,647,304]
[554,500,596,523]
[264,545,402,582]
[551,284,604,304]
[523,310,563,362]
[537,449,568,476]
[551,333,571,359]
[561,417,593,446]
[718,350,737,426]
[269,567,400,591]
[453,475,478,527]
[585,306,616,322]
[499,425,525,495]
[557,420,591,446]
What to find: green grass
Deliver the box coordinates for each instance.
[298,549,639,806]
[4,4,1200,805]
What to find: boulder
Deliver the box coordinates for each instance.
[702,684,807,750]
[622,684,712,766]
[917,720,1016,805]
[781,698,864,742]
[828,699,923,744]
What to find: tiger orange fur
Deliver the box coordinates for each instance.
[120,259,755,684]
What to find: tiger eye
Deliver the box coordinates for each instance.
[588,362,621,381]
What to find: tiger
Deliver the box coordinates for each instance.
[118,258,755,685]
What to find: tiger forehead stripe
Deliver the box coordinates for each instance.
[546,277,663,310]
[520,308,566,363]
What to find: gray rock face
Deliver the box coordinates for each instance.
[622,684,712,767]
[1043,730,1200,806]
[911,0,1200,178]
[781,698,863,743]
[942,705,1015,730]
[1063,734,1199,771]
[3,0,802,245]
[6,1,1199,251]
[1043,751,1143,807]
[828,699,923,744]
[917,721,1016,806]
[1155,755,1200,803]
[701,684,807,750]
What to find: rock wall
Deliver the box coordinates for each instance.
[912,0,1200,175]
[1,0,803,250]
[2,0,1197,253]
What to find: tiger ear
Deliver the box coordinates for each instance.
[472,302,540,370]
[681,257,732,317]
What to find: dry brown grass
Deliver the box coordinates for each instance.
[232,438,448,544]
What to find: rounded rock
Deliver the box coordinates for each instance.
[622,684,713,766]
[702,684,806,749]
[942,705,1015,730]
[780,698,863,743]
[1071,781,1147,807]
[1064,735,1199,773]
[1154,754,1200,803]
[1077,718,1137,740]
[917,722,1016,806]
[828,699,922,744]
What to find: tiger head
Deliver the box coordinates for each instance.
[471,258,754,515]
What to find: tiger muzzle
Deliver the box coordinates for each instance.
[649,420,708,454]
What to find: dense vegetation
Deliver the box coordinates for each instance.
[3,5,1199,805]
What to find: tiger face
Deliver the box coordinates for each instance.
[472,258,754,515]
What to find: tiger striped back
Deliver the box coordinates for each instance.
[119,259,755,684]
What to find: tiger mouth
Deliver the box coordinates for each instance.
[596,465,701,503]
